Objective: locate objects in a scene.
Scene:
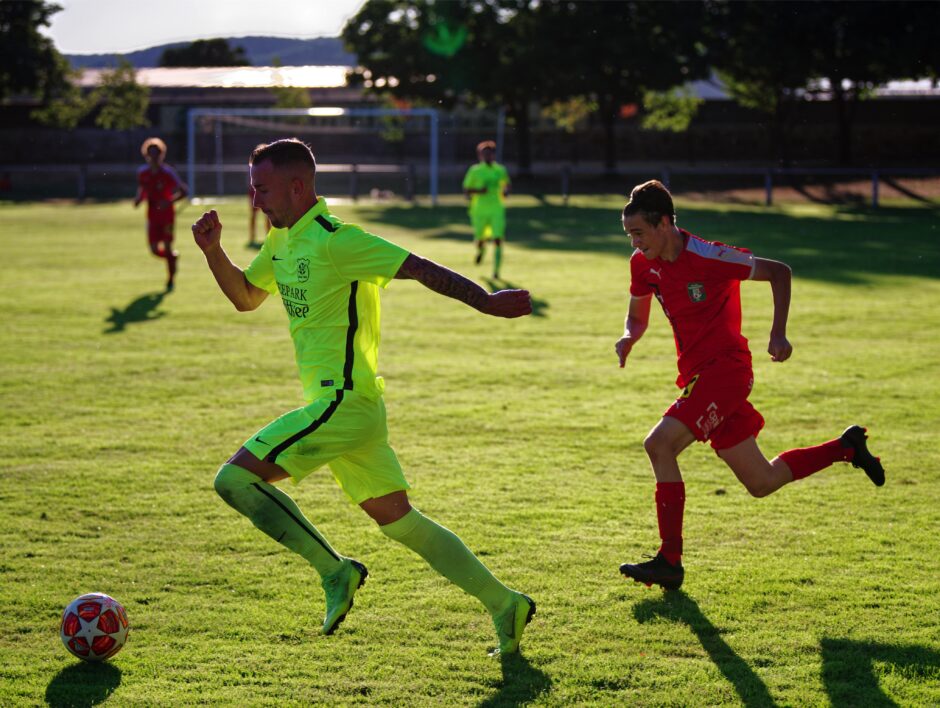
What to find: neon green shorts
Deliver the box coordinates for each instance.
[470,206,506,241]
[242,389,409,504]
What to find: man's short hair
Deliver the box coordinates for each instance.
[141,137,166,158]
[622,180,676,226]
[476,140,496,153]
[250,139,316,175]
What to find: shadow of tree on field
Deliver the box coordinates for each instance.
[45,661,121,707]
[358,202,940,285]
[633,591,780,708]
[477,651,552,708]
[103,291,166,334]
[820,637,940,707]
[882,177,938,205]
[483,277,550,318]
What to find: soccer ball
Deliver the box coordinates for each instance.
[60,593,129,661]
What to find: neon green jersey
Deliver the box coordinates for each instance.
[462,161,509,211]
[245,198,409,402]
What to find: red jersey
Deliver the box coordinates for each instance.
[137,164,183,223]
[630,229,756,387]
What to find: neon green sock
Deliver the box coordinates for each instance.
[380,508,512,614]
[493,244,503,275]
[214,464,343,578]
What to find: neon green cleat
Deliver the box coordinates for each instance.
[321,558,368,635]
[489,592,536,656]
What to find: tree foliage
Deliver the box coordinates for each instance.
[708,0,940,164]
[342,0,556,172]
[344,0,940,169]
[0,0,69,100]
[159,38,250,67]
[642,88,704,133]
[94,59,150,130]
[343,0,709,172]
[34,59,150,131]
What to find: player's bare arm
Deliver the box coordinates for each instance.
[751,257,793,362]
[395,253,531,318]
[615,295,652,368]
[192,209,267,312]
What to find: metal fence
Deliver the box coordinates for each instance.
[2,163,938,207]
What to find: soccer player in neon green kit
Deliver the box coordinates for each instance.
[192,139,535,656]
[462,140,511,279]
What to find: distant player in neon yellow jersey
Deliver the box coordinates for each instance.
[462,140,511,279]
[192,139,535,656]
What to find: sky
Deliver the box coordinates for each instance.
[42,0,367,54]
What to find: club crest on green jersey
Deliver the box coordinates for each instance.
[297,258,310,283]
[687,282,706,302]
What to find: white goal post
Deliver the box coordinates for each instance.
[186,107,440,204]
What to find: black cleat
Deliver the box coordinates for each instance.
[475,252,484,265]
[840,425,885,487]
[620,552,684,590]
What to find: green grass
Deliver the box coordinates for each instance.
[1,194,939,706]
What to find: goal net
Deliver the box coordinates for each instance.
[186,108,440,203]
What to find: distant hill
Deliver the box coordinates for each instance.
[66,36,356,68]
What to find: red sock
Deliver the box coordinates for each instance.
[655,482,685,565]
[779,439,853,480]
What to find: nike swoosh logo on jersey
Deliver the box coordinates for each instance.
[272,255,284,261]
[254,436,270,445]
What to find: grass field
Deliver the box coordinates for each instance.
[1,194,938,706]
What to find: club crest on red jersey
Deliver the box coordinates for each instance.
[687,282,706,302]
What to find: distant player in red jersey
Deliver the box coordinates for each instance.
[135,137,188,291]
[615,180,885,591]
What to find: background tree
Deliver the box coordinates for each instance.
[803,1,940,164]
[0,0,69,101]
[705,0,940,166]
[34,59,150,130]
[537,1,710,173]
[159,38,250,67]
[93,59,150,130]
[704,0,819,166]
[342,0,554,175]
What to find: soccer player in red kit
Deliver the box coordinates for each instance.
[615,180,884,591]
[135,137,188,291]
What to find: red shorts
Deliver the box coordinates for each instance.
[147,220,174,245]
[664,358,765,451]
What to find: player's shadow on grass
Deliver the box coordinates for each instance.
[633,591,780,708]
[45,661,121,707]
[104,291,167,334]
[821,637,940,707]
[478,652,552,708]
[483,278,550,318]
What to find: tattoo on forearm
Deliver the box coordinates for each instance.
[401,254,488,310]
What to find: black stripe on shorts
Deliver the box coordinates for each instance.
[343,281,358,390]
[266,389,344,463]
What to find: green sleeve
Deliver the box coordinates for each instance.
[327,224,409,288]
[244,238,278,294]
[462,165,477,190]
